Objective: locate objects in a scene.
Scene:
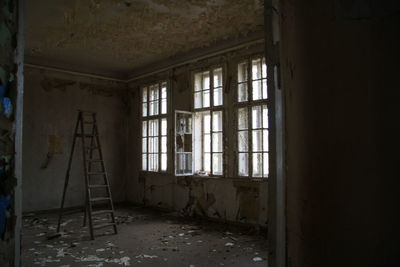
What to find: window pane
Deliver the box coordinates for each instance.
[252,80,262,100]
[161,118,167,135]
[212,111,222,132]
[153,84,159,100]
[262,79,267,99]
[203,71,210,89]
[238,153,248,176]
[161,85,167,99]
[204,153,211,172]
[142,154,147,170]
[142,87,147,102]
[252,130,263,152]
[194,72,202,92]
[142,121,147,137]
[204,113,211,134]
[204,134,211,153]
[142,103,147,117]
[176,153,192,174]
[263,106,268,128]
[238,131,248,152]
[238,62,248,83]
[161,99,167,114]
[150,154,158,171]
[262,57,267,78]
[263,130,269,151]
[213,87,223,106]
[213,68,223,87]
[194,92,202,109]
[149,85,155,101]
[212,132,223,152]
[238,83,248,102]
[238,108,248,130]
[142,137,147,153]
[203,90,210,108]
[161,136,167,153]
[212,153,223,175]
[263,152,269,177]
[161,153,167,171]
[253,153,262,177]
[252,58,262,80]
[149,101,154,116]
[154,100,159,115]
[252,106,262,129]
[150,119,159,136]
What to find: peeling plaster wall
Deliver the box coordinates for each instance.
[126,44,268,227]
[22,68,128,212]
[281,0,400,266]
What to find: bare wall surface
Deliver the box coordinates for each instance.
[22,67,128,212]
[281,0,400,266]
[126,45,269,227]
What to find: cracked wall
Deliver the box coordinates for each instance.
[22,67,128,212]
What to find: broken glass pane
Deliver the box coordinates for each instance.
[213,87,223,106]
[212,132,223,152]
[238,108,248,130]
[212,153,223,175]
[252,106,262,129]
[212,111,222,132]
[238,62,248,83]
[252,130,262,152]
[263,152,269,177]
[252,80,262,100]
[252,58,262,80]
[252,153,262,177]
[213,68,223,87]
[238,131,248,152]
[238,153,248,176]
[238,83,248,102]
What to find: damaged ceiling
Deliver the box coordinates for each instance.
[26,0,264,79]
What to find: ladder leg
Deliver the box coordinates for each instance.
[57,112,80,233]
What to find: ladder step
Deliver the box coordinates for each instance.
[76,134,97,137]
[92,210,114,215]
[85,146,99,150]
[83,121,94,124]
[87,172,105,175]
[89,184,108,188]
[90,197,111,202]
[87,159,103,162]
[93,222,116,230]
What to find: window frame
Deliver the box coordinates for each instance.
[191,65,225,177]
[141,80,169,173]
[235,55,269,178]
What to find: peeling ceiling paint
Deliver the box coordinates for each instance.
[26,0,264,77]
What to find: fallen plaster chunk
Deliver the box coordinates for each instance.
[224,242,234,247]
[59,265,71,267]
[178,233,185,237]
[88,264,103,267]
[60,219,73,226]
[96,248,105,252]
[78,255,105,262]
[253,257,264,262]
[56,248,66,257]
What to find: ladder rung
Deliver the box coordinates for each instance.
[89,184,108,188]
[87,172,105,175]
[85,146,99,150]
[76,134,97,137]
[83,121,94,124]
[93,222,116,230]
[92,210,113,215]
[90,197,110,202]
[87,159,103,162]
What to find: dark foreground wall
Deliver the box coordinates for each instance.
[281,1,400,266]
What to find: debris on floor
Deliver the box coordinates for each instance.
[22,207,267,266]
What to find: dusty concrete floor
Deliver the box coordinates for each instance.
[22,206,268,266]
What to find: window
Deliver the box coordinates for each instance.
[193,67,224,176]
[142,81,168,172]
[237,57,269,177]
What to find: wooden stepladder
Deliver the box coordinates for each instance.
[57,110,117,240]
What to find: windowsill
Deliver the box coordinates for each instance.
[191,175,268,182]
